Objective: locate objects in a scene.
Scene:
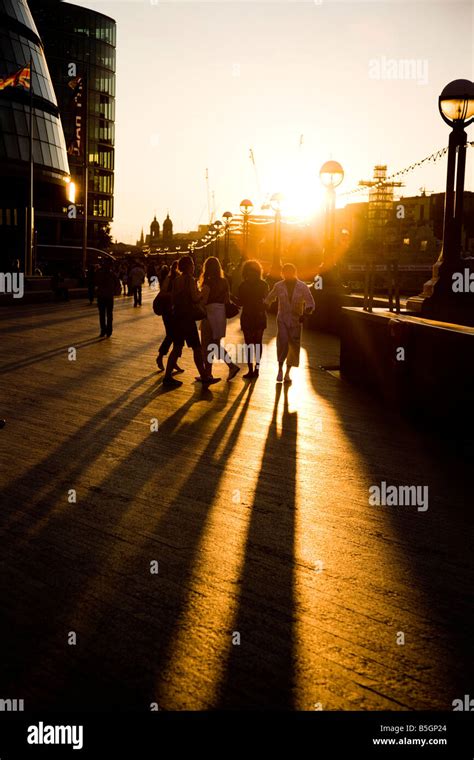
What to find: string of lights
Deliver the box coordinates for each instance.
[340,142,474,198]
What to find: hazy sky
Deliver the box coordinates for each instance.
[78,0,473,243]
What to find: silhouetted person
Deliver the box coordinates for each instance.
[52,271,69,301]
[237,259,269,379]
[265,262,315,383]
[199,256,239,381]
[156,261,183,373]
[95,260,118,337]
[163,255,220,388]
[87,265,96,304]
[129,260,145,306]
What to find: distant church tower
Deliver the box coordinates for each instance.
[150,216,160,245]
[163,214,173,245]
[138,228,144,247]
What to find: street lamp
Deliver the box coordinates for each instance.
[213,220,223,260]
[438,80,474,264]
[319,160,344,269]
[223,211,233,270]
[240,199,253,260]
[407,79,474,321]
[270,192,284,278]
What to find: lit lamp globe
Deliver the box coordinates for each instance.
[319,160,344,188]
[270,192,284,212]
[214,220,223,230]
[240,199,253,215]
[439,79,474,127]
[223,211,233,223]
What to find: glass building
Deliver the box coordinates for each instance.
[0,0,70,270]
[30,0,116,252]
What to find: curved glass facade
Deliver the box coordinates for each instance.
[31,0,116,250]
[0,0,70,268]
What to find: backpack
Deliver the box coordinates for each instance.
[153,276,173,316]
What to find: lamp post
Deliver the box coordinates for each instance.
[240,199,253,260]
[223,211,233,270]
[270,192,284,278]
[213,219,222,260]
[407,79,474,322]
[319,160,344,270]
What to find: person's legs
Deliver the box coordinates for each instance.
[193,346,207,378]
[242,331,254,377]
[138,285,142,306]
[285,324,301,382]
[106,298,114,336]
[132,286,138,307]
[254,330,264,376]
[97,298,106,336]
[157,313,173,369]
[165,345,180,376]
[163,345,183,387]
[276,321,289,381]
[200,319,214,377]
[190,326,220,385]
[220,343,240,380]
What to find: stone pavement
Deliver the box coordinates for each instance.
[0,285,472,711]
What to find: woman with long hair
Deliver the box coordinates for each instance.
[199,256,240,381]
[237,259,269,379]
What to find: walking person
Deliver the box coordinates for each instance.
[265,262,315,383]
[119,264,127,295]
[95,260,119,337]
[163,256,220,388]
[129,260,146,307]
[156,261,183,373]
[87,264,96,304]
[237,259,269,379]
[198,257,240,382]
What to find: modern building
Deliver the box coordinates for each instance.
[0,0,70,270]
[29,0,116,254]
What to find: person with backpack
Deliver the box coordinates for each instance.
[155,261,183,373]
[163,256,220,389]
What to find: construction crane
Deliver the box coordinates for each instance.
[205,168,213,225]
[249,148,264,208]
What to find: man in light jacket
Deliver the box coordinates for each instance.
[265,262,315,383]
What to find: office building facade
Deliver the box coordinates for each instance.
[30,0,116,253]
[0,0,70,270]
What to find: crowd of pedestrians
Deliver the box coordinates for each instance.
[87,254,315,386]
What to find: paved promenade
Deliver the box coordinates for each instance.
[0,286,472,711]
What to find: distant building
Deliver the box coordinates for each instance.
[139,214,174,249]
[30,0,116,253]
[149,216,160,245]
[162,213,173,245]
[0,0,70,270]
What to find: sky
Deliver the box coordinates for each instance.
[78,0,473,243]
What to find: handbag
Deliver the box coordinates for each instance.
[192,301,207,321]
[225,299,240,319]
[153,276,174,316]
